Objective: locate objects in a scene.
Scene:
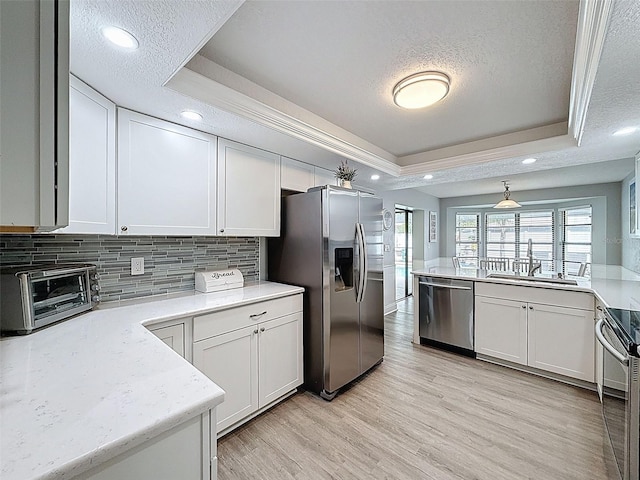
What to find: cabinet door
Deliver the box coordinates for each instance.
[117,109,217,235]
[281,157,314,192]
[217,139,280,237]
[57,76,116,234]
[527,303,595,382]
[258,313,303,407]
[475,296,528,365]
[149,323,185,358]
[193,326,258,433]
[313,166,336,187]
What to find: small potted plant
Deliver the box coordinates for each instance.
[335,159,357,188]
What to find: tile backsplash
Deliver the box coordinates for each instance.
[0,235,259,302]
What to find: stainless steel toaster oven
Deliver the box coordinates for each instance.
[0,263,100,335]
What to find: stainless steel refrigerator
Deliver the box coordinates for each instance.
[268,185,384,400]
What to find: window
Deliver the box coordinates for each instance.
[455,213,479,267]
[561,206,592,275]
[485,210,555,271]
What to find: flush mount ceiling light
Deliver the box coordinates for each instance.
[493,181,521,209]
[393,71,450,109]
[181,110,203,121]
[522,158,537,165]
[613,126,638,136]
[370,174,380,180]
[101,26,139,50]
[423,174,434,180]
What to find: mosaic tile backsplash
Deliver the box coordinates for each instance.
[0,235,259,302]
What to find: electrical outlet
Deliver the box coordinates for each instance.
[131,257,144,276]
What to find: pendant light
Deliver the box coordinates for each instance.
[493,181,521,209]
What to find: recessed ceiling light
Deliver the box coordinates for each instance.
[613,126,638,136]
[101,26,139,50]
[522,158,537,165]
[393,71,450,109]
[370,174,380,180]
[181,110,203,121]
[423,174,433,180]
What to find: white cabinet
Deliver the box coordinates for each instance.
[314,166,336,187]
[475,296,528,365]
[0,0,69,231]
[117,109,217,236]
[217,139,280,237]
[475,282,595,382]
[281,157,315,192]
[149,322,186,359]
[193,294,303,435]
[57,75,116,234]
[81,411,217,480]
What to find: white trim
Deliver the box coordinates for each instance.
[568,0,614,145]
[166,68,402,176]
[384,303,398,316]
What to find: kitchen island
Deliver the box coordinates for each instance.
[0,281,302,480]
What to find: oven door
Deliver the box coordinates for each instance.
[596,318,633,480]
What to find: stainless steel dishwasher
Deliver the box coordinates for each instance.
[418,276,474,355]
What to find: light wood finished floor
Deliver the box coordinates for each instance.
[218,299,618,480]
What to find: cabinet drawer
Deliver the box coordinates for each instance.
[194,294,303,342]
[475,282,593,311]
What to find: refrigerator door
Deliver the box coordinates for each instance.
[326,187,360,393]
[358,193,385,374]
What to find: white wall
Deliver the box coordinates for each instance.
[439,182,623,265]
[621,171,640,273]
[379,188,439,313]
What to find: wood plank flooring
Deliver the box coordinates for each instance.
[218,299,618,479]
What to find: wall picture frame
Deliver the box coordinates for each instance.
[429,211,438,243]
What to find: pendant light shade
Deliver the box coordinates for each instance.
[493,181,521,209]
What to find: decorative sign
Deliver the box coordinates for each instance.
[429,211,438,243]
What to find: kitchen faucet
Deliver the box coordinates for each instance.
[527,238,541,277]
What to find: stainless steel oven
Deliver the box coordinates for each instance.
[596,309,640,480]
[0,264,100,335]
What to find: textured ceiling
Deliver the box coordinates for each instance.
[68,0,640,199]
[200,0,578,157]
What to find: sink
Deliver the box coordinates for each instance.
[486,273,578,286]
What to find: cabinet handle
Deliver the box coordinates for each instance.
[529,306,533,310]
[121,226,128,232]
[253,329,258,334]
[522,305,526,309]
[250,311,267,319]
[219,229,224,233]
[596,305,603,311]
[260,327,265,332]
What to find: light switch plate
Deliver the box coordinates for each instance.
[384,244,391,252]
[131,257,144,276]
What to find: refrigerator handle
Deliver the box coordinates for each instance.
[355,223,367,303]
[359,223,369,302]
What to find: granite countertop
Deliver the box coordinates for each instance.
[411,262,640,311]
[0,281,304,480]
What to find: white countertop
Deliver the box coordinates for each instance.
[411,262,640,311]
[0,281,303,480]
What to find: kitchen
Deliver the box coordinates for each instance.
[1,1,640,479]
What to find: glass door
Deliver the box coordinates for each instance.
[395,208,413,301]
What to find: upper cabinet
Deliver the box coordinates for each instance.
[117,109,218,236]
[313,166,336,187]
[281,157,314,193]
[217,139,280,237]
[0,0,70,231]
[57,76,116,234]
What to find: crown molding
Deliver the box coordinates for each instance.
[568,0,614,146]
[400,133,576,176]
[166,67,402,176]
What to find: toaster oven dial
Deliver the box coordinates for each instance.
[92,295,101,303]
[91,284,101,292]
[91,273,100,280]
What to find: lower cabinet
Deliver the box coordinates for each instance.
[148,322,186,359]
[193,294,303,435]
[475,283,595,383]
[80,410,217,480]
